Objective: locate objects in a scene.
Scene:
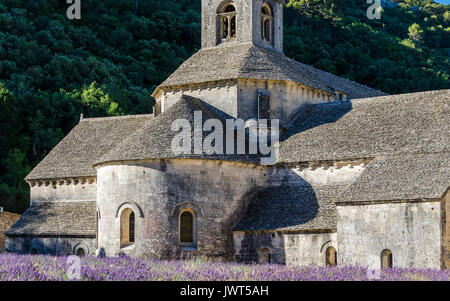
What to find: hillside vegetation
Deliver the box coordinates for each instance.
[0,0,449,213]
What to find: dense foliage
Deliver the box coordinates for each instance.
[0,0,448,213]
[0,254,449,281]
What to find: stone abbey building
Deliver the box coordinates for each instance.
[5,0,450,269]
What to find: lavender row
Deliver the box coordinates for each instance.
[0,254,449,281]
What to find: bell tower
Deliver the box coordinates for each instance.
[201,0,284,53]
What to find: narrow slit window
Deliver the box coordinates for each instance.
[258,92,270,120]
[129,212,135,243]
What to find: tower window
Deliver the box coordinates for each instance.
[381,249,393,269]
[218,2,237,43]
[261,3,274,44]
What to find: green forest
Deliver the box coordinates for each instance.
[0,0,449,213]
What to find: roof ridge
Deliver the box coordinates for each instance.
[81,114,154,122]
[350,89,450,104]
[286,56,386,95]
[299,89,450,110]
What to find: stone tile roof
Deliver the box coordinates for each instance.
[233,184,348,232]
[5,201,96,237]
[157,43,386,99]
[280,90,450,163]
[96,95,261,165]
[340,153,450,203]
[25,114,153,181]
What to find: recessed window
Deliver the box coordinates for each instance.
[381,249,393,269]
[76,248,86,258]
[258,92,270,120]
[120,208,135,248]
[179,210,197,248]
[259,248,271,264]
[218,2,237,43]
[325,246,337,266]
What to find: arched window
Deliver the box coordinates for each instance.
[120,208,135,248]
[381,249,393,269]
[261,3,274,44]
[259,248,271,264]
[218,2,237,43]
[76,248,86,258]
[325,247,337,266]
[179,210,197,248]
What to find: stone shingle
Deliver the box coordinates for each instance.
[96,95,261,165]
[5,201,96,237]
[280,90,450,162]
[25,114,153,181]
[157,43,386,99]
[233,184,349,232]
[341,153,450,203]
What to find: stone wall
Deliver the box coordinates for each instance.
[162,82,239,118]
[96,159,266,260]
[29,179,97,203]
[6,236,95,256]
[157,79,334,128]
[237,79,333,127]
[233,231,337,266]
[442,190,450,268]
[233,231,286,264]
[232,164,355,267]
[337,201,442,269]
[284,232,337,266]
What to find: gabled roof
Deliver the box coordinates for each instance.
[155,43,386,99]
[5,201,96,237]
[96,95,260,165]
[233,184,348,232]
[280,89,450,163]
[25,114,153,181]
[340,153,450,204]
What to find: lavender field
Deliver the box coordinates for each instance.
[0,254,449,281]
